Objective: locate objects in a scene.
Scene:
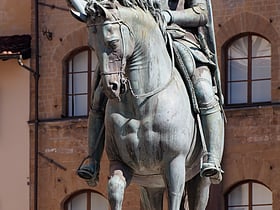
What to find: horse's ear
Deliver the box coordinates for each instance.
[94,2,114,20]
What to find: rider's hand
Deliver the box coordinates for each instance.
[162,10,172,25]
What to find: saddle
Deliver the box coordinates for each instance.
[165,30,200,115]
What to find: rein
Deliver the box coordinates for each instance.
[91,17,130,97]
[96,8,176,99]
[125,72,174,98]
[126,32,176,99]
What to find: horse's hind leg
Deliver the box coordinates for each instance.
[185,174,211,210]
[165,155,186,210]
[140,187,164,210]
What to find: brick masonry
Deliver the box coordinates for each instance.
[29,0,280,209]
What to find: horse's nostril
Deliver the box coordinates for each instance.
[111,82,118,91]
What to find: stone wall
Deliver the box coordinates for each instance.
[29,0,280,209]
[30,119,140,210]
[222,106,280,208]
[212,0,280,209]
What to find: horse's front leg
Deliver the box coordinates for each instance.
[164,154,186,210]
[107,161,133,210]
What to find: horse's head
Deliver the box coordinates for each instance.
[67,0,135,100]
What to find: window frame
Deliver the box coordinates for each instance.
[63,190,109,210]
[224,33,272,108]
[64,47,96,118]
[225,180,273,210]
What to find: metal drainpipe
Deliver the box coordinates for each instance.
[17,56,39,210]
[34,0,39,209]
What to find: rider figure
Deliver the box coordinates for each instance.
[77,0,224,185]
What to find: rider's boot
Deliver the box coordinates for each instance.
[77,109,105,186]
[199,103,224,184]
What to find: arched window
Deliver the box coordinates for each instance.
[225,33,271,106]
[225,181,272,210]
[64,190,109,210]
[65,47,98,117]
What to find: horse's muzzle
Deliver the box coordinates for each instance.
[102,75,122,100]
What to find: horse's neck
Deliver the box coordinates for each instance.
[123,8,173,97]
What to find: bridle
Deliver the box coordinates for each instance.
[88,15,130,94]
[89,7,175,99]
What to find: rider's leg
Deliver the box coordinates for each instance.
[192,66,224,182]
[172,41,224,182]
[77,82,107,186]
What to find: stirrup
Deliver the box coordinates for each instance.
[200,153,223,178]
[200,162,219,177]
[76,156,99,180]
[77,165,96,180]
[77,164,100,187]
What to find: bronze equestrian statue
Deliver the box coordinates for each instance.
[66,0,225,209]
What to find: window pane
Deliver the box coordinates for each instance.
[228,82,248,104]
[228,59,248,81]
[228,36,248,59]
[68,95,87,116]
[73,51,88,72]
[253,206,272,210]
[252,80,271,103]
[91,193,109,210]
[74,95,87,116]
[229,208,248,210]
[73,73,88,94]
[252,36,271,57]
[228,183,249,205]
[69,193,86,210]
[252,183,272,204]
[252,58,271,80]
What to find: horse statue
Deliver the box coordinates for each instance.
[67,0,212,209]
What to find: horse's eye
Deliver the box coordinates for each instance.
[108,39,120,50]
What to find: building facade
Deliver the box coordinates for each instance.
[214,1,280,209]
[0,1,31,210]
[1,0,280,209]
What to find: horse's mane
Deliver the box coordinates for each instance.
[118,0,166,36]
[85,0,167,37]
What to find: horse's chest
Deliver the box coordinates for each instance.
[111,113,160,149]
[107,113,162,169]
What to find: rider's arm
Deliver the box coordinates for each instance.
[163,1,208,27]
